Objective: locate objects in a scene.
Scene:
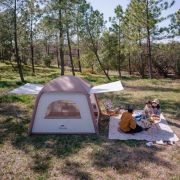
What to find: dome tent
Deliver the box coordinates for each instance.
[28,76,100,135]
[10,75,123,135]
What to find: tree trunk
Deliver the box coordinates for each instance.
[106,67,109,76]
[93,48,110,80]
[30,2,35,75]
[56,35,60,67]
[30,36,35,75]
[117,52,121,78]
[56,47,60,67]
[91,64,94,74]
[138,29,145,78]
[77,26,82,73]
[66,24,75,76]
[146,0,153,79]
[128,52,132,75]
[45,39,48,55]
[0,49,2,61]
[78,43,82,73]
[14,0,24,82]
[77,49,81,72]
[117,19,121,78]
[86,17,111,80]
[59,7,65,76]
[47,45,50,55]
[94,48,111,80]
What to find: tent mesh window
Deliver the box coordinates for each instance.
[45,100,81,119]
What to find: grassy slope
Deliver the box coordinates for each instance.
[0,63,180,179]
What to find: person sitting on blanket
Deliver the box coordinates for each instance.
[143,100,153,118]
[119,104,148,133]
[152,99,161,116]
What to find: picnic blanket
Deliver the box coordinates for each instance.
[108,114,179,142]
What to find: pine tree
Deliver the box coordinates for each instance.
[0,0,25,82]
[79,2,111,80]
[123,0,175,78]
[109,5,124,78]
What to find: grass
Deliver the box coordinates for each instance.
[0,62,180,179]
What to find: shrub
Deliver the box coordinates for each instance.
[43,55,52,67]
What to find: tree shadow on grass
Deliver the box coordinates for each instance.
[124,84,180,93]
[166,121,180,129]
[120,76,142,81]
[0,103,30,145]
[31,153,52,174]
[12,135,101,174]
[0,81,25,89]
[47,72,61,79]
[160,100,180,119]
[98,114,110,136]
[62,160,93,180]
[84,75,109,84]
[90,141,174,178]
[0,93,35,105]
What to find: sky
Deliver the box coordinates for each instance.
[87,0,180,28]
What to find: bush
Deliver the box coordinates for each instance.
[175,59,180,77]
[43,55,52,67]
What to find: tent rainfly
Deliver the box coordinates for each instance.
[10,75,124,135]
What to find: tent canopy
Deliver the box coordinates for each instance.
[9,83,43,94]
[89,81,124,94]
[9,78,124,95]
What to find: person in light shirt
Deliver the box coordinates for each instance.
[143,100,153,118]
[152,99,161,116]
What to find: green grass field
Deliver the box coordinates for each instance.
[0,62,180,179]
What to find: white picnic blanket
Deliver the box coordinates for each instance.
[108,114,179,142]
